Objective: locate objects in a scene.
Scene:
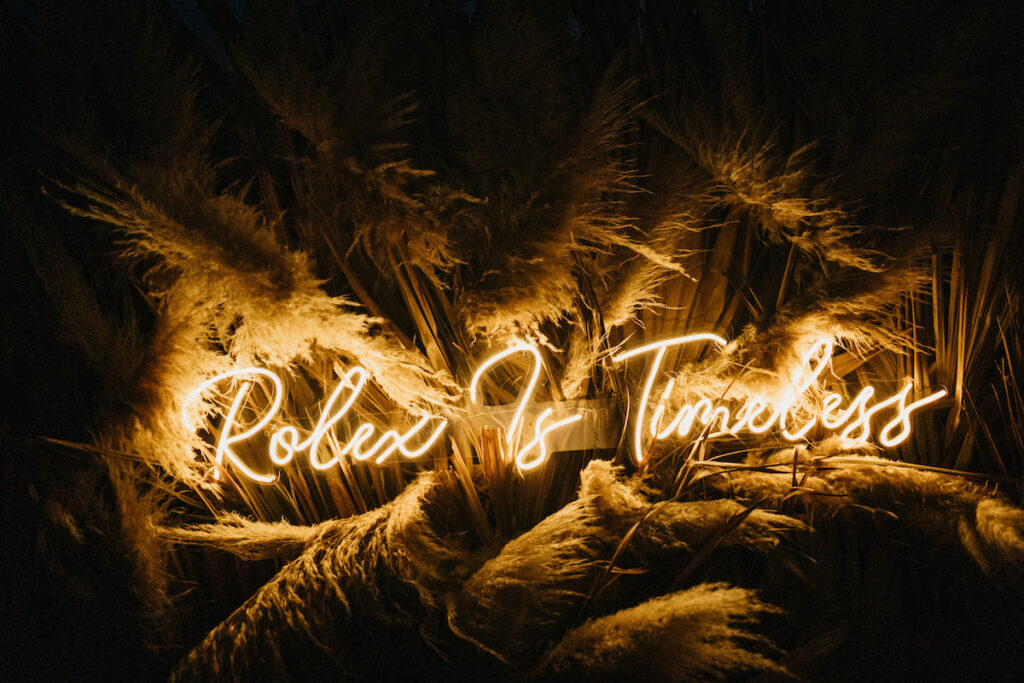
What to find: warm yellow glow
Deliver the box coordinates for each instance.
[186,365,448,483]
[189,368,285,483]
[514,408,584,471]
[469,343,581,470]
[611,334,728,462]
[470,343,542,454]
[878,386,948,446]
[612,335,947,462]
[187,336,947,482]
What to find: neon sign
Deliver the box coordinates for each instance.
[612,335,946,462]
[188,366,449,484]
[185,336,946,483]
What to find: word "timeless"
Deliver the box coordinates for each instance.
[186,334,946,483]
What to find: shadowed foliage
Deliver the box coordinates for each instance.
[2,0,1023,680]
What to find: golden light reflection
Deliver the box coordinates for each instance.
[185,336,947,483]
[613,336,948,460]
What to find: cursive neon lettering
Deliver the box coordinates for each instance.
[193,368,283,483]
[469,343,543,454]
[187,335,947,482]
[611,336,947,459]
[189,366,447,483]
[611,334,728,462]
[515,408,584,471]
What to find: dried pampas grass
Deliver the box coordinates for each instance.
[698,138,881,272]
[538,583,782,682]
[448,460,799,665]
[619,261,925,424]
[170,472,468,681]
[704,439,1024,579]
[960,497,1024,578]
[105,461,174,646]
[160,513,317,562]
[456,70,641,338]
[14,1,1024,679]
[166,457,803,678]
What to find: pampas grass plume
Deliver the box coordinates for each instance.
[538,583,782,682]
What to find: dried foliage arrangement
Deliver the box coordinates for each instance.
[2,1,1024,681]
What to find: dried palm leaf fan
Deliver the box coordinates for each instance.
[13,0,1024,680]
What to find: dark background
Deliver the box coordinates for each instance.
[2,1,1022,680]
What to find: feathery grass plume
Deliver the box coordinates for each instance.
[800,266,927,348]
[697,441,875,509]
[537,583,782,682]
[590,146,711,336]
[99,280,229,485]
[707,439,975,511]
[57,162,455,409]
[449,5,660,338]
[448,490,613,664]
[5,182,145,419]
[170,472,470,681]
[160,513,317,562]
[595,255,672,333]
[55,166,295,298]
[579,461,803,561]
[558,156,711,399]
[700,138,881,272]
[644,88,882,273]
[638,262,923,420]
[45,0,454,414]
[8,175,231,485]
[105,460,175,649]
[558,320,606,399]
[962,498,1024,576]
[449,460,799,664]
[295,161,474,288]
[807,457,983,515]
[703,439,1024,577]
[232,0,414,153]
[235,0,470,283]
[220,272,456,409]
[556,261,671,399]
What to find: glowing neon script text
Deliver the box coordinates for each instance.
[188,336,947,482]
[188,345,582,483]
[611,335,947,462]
[190,366,448,484]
